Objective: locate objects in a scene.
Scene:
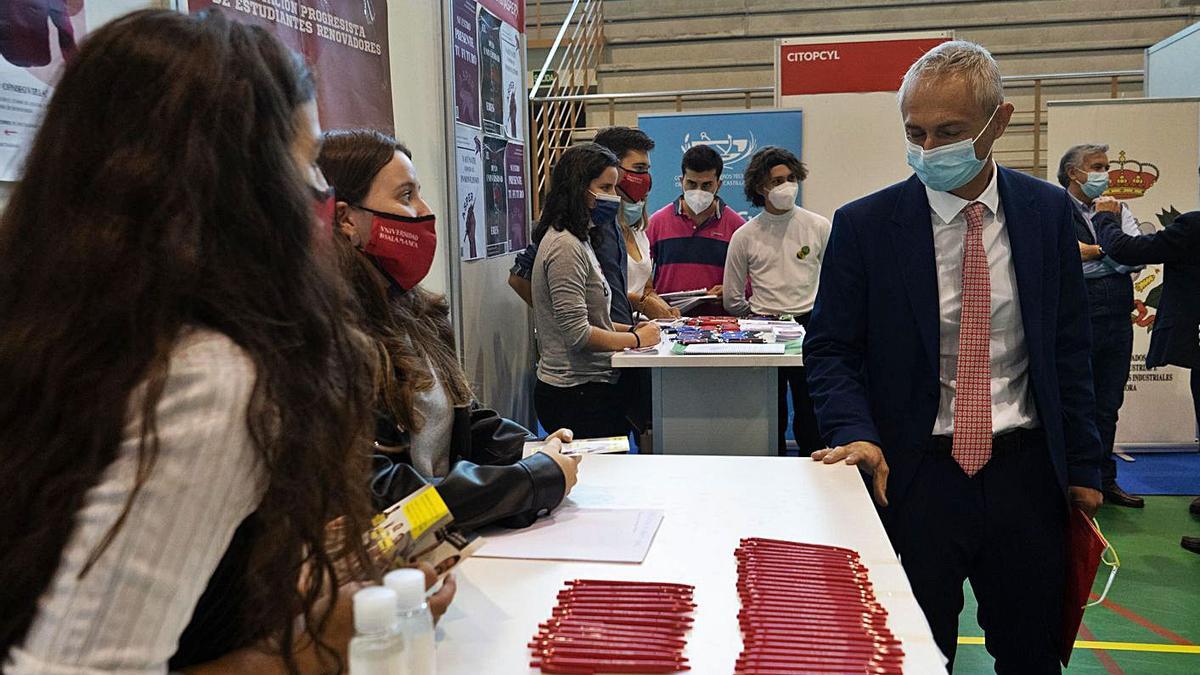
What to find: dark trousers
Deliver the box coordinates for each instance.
[888,430,1066,673]
[619,368,652,435]
[534,379,631,439]
[1089,311,1134,487]
[1192,369,1200,441]
[778,367,823,456]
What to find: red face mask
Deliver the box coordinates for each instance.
[618,169,652,204]
[360,207,438,290]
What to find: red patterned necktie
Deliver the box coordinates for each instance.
[952,201,992,476]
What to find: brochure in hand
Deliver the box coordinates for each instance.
[523,435,631,457]
[365,485,483,579]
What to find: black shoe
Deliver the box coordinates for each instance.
[1191,496,1200,516]
[1182,537,1200,555]
[1102,484,1145,508]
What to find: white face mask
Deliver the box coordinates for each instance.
[766,181,799,211]
[683,189,715,214]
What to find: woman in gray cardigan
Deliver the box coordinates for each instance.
[530,143,661,438]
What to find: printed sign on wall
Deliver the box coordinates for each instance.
[188,0,393,134]
[455,123,485,261]
[777,33,950,96]
[638,110,804,222]
[452,0,526,260]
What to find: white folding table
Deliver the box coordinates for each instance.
[612,340,804,455]
[435,454,946,674]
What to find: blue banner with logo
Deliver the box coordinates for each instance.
[637,109,804,221]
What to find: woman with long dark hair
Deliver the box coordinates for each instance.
[531,143,662,438]
[0,10,400,673]
[318,129,580,530]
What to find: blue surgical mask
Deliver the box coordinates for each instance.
[906,106,1000,192]
[621,200,645,226]
[590,191,620,226]
[1077,171,1110,200]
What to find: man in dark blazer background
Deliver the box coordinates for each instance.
[803,41,1103,673]
[1092,196,1200,554]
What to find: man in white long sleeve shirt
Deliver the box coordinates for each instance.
[724,146,832,455]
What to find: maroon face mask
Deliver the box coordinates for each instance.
[618,169,652,204]
[359,206,438,290]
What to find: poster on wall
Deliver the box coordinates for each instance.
[0,0,86,181]
[638,110,804,222]
[186,0,393,134]
[450,0,526,260]
[505,142,526,251]
[451,0,480,127]
[455,123,485,261]
[477,8,504,137]
[483,136,510,257]
[500,22,522,140]
[1048,99,1200,447]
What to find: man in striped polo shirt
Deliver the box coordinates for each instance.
[647,145,746,315]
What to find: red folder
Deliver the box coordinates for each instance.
[1060,508,1108,666]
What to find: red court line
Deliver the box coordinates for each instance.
[1078,622,1124,675]
[1089,593,1194,646]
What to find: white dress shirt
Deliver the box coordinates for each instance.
[926,162,1039,436]
[723,205,832,316]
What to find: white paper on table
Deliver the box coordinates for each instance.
[682,343,786,355]
[475,508,664,563]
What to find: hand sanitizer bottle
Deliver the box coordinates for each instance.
[349,586,405,674]
[384,569,436,674]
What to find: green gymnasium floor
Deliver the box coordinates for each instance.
[954,496,1200,674]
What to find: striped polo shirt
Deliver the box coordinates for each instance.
[646,196,746,295]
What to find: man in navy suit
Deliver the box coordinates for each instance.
[1092,195,1200,554]
[804,41,1104,673]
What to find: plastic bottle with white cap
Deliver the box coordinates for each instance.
[384,569,436,674]
[349,586,406,674]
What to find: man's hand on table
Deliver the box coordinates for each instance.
[812,441,890,507]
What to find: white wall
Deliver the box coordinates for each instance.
[780,92,911,220]
[1146,22,1200,99]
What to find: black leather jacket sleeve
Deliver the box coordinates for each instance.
[370,402,568,531]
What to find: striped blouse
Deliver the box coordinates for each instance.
[5,330,266,674]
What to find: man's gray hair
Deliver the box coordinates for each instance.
[898,40,1004,115]
[1057,143,1109,187]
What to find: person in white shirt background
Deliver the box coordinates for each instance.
[723,146,832,456]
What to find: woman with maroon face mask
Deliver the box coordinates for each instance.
[318,130,581,531]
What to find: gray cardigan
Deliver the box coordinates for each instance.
[532,226,619,387]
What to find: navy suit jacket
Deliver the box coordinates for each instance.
[803,167,1104,504]
[1094,210,1200,370]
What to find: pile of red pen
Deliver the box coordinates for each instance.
[529,579,696,673]
[734,538,904,674]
